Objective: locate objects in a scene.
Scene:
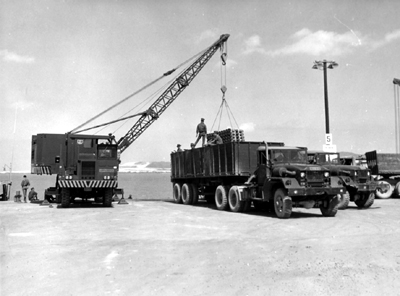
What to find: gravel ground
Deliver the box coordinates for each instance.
[1,198,400,296]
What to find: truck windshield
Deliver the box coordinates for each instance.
[315,153,340,164]
[270,149,307,163]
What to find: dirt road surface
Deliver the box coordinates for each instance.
[1,198,400,296]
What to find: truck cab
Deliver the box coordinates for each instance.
[308,151,376,209]
[250,145,345,218]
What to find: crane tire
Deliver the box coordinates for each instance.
[173,183,182,204]
[338,193,350,210]
[103,188,113,207]
[61,188,70,208]
[181,183,193,205]
[375,181,393,199]
[215,185,229,211]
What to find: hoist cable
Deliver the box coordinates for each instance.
[69,47,208,134]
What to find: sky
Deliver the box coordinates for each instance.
[1,0,400,171]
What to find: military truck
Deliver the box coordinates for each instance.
[308,151,376,209]
[365,150,400,198]
[170,141,345,219]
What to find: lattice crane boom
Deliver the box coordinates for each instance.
[117,34,229,153]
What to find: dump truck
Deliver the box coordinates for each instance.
[171,141,346,219]
[308,151,376,209]
[365,150,400,198]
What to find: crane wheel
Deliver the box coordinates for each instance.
[103,188,113,207]
[61,188,70,208]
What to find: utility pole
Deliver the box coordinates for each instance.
[312,60,338,152]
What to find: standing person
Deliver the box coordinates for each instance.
[21,175,30,203]
[194,118,207,147]
[176,144,183,152]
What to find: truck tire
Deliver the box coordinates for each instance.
[395,182,400,197]
[103,188,113,207]
[215,185,229,211]
[273,188,292,219]
[228,186,245,212]
[363,192,375,208]
[173,183,182,204]
[61,188,70,208]
[375,181,393,199]
[182,183,193,205]
[338,193,350,210]
[320,195,339,217]
[190,184,199,205]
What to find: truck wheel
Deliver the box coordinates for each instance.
[215,185,229,211]
[338,193,350,210]
[182,183,193,205]
[173,183,182,204]
[190,184,199,205]
[363,192,375,208]
[375,181,393,199]
[61,188,70,208]
[273,188,292,219]
[103,188,113,207]
[395,182,400,197]
[320,195,339,217]
[228,186,245,212]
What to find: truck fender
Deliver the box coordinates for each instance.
[262,179,281,202]
[235,186,249,201]
[330,176,345,189]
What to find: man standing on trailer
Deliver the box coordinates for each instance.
[194,118,207,147]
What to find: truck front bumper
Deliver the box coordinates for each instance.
[287,186,345,197]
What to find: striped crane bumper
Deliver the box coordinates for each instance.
[58,180,118,188]
[32,166,51,175]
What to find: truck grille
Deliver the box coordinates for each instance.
[306,171,324,187]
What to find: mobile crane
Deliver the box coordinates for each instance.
[31,34,230,207]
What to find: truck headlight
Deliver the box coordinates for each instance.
[324,172,329,178]
[300,172,305,178]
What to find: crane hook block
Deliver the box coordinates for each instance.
[221,53,227,66]
[163,68,176,76]
[221,85,227,94]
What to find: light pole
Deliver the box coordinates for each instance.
[312,60,338,134]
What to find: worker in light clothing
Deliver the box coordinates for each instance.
[208,131,223,145]
[194,118,207,147]
[21,175,30,203]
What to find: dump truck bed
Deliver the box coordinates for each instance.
[171,141,262,179]
[365,150,400,176]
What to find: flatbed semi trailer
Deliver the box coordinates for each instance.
[171,141,345,219]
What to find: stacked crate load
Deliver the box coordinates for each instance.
[206,128,245,144]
